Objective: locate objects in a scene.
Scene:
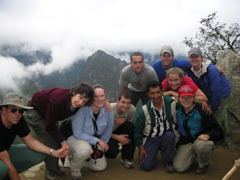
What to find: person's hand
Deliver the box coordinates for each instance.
[114,117,126,125]
[200,101,212,115]
[116,134,131,145]
[53,146,69,158]
[198,134,210,141]
[215,65,224,76]
[163,91,178,99]
[61,142,70,154]
[172,91,179,99]
[104,101,112,112]
[98,140,109,153]
[138,146,147,163]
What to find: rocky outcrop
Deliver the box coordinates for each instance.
[73,50,128,102]
[217,50,240,150]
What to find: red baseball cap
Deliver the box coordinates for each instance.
[178,85,194,97]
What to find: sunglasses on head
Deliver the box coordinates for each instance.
[7,106,25,115]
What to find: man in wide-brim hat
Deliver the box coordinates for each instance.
[0,93,68,180]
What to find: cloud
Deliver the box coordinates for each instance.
[0,0,239,92]
[0,56,27,92]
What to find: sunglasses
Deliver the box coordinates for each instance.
[7,106,25,115]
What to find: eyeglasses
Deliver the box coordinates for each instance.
[132,61,143,64]
[7,106,25,115]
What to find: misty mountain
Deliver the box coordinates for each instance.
[0,45,87,97]
[0,44,51,66]
[73,50,128,102]
[19,59,86,97]
[1,45,187,99]
[38,60,86,89]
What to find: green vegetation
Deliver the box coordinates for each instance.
[183,12,240,62]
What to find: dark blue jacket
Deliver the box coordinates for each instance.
[186,63,230,111]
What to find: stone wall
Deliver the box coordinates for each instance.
[217,50,240,150]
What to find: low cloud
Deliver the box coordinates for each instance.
[0,56,27,92]
[0,0,239,93]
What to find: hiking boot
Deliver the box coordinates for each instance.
[45,168,65,180]
[196,163,210,174]
[121,158,135,169]
[163,161,175,173]
[71,169,82,180]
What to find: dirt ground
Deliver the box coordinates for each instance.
[20,145,240,180]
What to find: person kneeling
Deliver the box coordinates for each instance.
[173,85,224,174]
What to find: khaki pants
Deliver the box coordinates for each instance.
[173,139,215,172]
[67,136,107,172]
[24,109,61,171]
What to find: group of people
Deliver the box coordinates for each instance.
[0,46,230,180]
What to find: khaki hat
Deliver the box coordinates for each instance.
[0,93,33,109]
[160,46,174,55]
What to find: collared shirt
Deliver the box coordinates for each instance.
[150,100,170,137]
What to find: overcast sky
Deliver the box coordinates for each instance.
[0,0,239,92]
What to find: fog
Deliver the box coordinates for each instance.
[0,0,239,93]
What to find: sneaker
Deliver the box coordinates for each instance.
[59,157,70,167]
[45,168,65,180]
[121,158,135,169]
[71,169,82,180]
[196,163,210,174]
[163,161,175,173]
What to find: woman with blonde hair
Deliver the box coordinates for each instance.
[67,84,114,180]
[162,67,207,102]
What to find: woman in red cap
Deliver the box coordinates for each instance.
[173,85,224,175]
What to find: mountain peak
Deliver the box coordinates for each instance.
[74,51,128,102]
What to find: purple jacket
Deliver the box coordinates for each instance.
[31,88,79,143]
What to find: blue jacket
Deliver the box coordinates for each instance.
[177,103,224,145]
[152,59,191,82]
[71,106,114,145]
[186,63,230,111]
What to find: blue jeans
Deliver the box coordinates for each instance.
[0,144,46,179]
[139,132,176,171]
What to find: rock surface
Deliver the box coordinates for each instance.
[217,50,240,150]
[19,146,240,180]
